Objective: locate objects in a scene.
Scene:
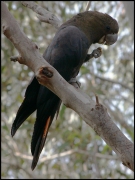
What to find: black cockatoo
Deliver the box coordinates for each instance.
[11,11,119,170]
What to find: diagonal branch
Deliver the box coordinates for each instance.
[1,1,134,172]
[21,1,61,29]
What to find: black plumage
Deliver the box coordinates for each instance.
[11,11,119,170]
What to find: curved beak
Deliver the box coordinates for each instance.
[98,33,118,45]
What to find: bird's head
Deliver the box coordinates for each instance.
[97,13,119,45]
[64,11,119,45]
[63,11,119,46]
[82,11,119,46]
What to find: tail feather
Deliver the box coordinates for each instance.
[31,90,61,170]
[31,116,51,170]
[11,77,40,137]
[11,99,37,137]
[55,100,62,120]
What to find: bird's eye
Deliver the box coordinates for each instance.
[106,26,110,31]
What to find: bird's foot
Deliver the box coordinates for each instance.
[92,47,102,58]
[69,78,81,89]
[84,47,102,62]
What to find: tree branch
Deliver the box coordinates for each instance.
[21,1,61,29]
[1,1,134,172]
[14,149,118,162]
[85,1,91,11]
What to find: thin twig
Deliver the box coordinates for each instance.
[14,149,118,162]
[85,1,91,11]
[94,74,134,92]
[95,94,100,105]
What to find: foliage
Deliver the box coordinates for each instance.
[1,1,134,179]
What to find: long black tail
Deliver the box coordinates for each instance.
[11,77,61,170]
[31,87,61,170]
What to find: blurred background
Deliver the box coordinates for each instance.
[1,1,134,179]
